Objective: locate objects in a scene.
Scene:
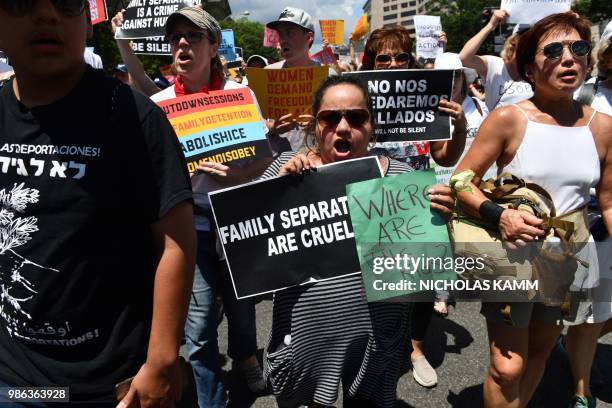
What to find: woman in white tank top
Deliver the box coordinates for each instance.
[453,13,612,408]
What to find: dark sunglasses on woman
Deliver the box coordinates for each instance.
[375,52,412,67]
[541,40,591,60]
[316,109,370,128]
[165,31,209,45]
[0,0,86,16]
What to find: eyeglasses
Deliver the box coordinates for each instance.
[165,31,209,45]
[316,109,370,128]
[540,40,591,60]
[0,0,86,16]
[374,52,411,67]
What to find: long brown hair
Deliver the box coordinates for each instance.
[361,26,415,70]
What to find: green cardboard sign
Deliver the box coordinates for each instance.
[346,169,455,302]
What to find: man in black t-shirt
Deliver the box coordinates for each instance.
[0,1,195,406]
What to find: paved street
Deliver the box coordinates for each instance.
[218,300,612,408]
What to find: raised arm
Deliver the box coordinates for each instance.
[459,9,509,79]
[112,11,160,96]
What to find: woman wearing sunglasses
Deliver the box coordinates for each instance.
[453,12,612,408]
[360,26,470,389]
[262,75,454,407]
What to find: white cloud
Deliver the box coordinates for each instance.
[228,0,364,51]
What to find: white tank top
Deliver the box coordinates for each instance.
[503,105,600,214]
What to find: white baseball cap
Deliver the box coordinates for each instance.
[267,7,315,33]
[434,53,478,85]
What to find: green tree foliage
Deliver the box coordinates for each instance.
[426,0,500,55]
[219,18,280,62]
[88,1,278,77]
[89,0,171,76]
[571,0,612,24]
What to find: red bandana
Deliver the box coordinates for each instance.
[173,70,224,95]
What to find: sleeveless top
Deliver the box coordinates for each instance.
[504,104,600,214]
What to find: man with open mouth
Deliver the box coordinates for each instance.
[265,6,335,152]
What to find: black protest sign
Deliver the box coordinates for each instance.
[131,36,171,55]
[344,69,454,142]
[115,0,198,40]
[210,157,383,299]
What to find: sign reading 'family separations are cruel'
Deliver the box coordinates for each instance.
[115,0,198,40]
[156,88,272,173]
[345,69,454,142]
[346,170,454,302]
[246,66,329,119]
[210,157,383,299]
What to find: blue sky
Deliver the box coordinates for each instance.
[227,0,366,52]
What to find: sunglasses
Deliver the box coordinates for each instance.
[0,0,86,16]
[316,109,370,128]
[540,40,591,60]
[374,52,411,67]
[165,31,209,45]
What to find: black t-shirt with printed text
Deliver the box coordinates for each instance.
[0,67,192,401]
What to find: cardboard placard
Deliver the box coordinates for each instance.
[263,27,280,48]
[156,88,272,172]
[310,48,337,65]
[501,0,571,24]
[346,170,454,302]
[344,69,454,142]
[115,0,199,40]
[414,15,443,61]
[319,20,344,46]
[210,157,383,299]
[219,30,237,62]
[246,66,329,119]
[131,36,171,55]
[88,0,108,25]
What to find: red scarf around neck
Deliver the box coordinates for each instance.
[173,70,223,95]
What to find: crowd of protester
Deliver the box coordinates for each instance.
[0,1,610,407]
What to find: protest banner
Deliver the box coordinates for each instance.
[131,36,171,55]
[346,170,454,302]
[350,13,368,42]
[219,30,237,62]
[344,69,454,142]
[319,20,344,45]
[156,88,272,173]
[414,15,443,61]
[115,0,199,40]
[210,157,383,298]
[246,66,329,119]
[501,0,571,24]
[311,47,337,65]
[88,0,108,25]
[264,26,280,48]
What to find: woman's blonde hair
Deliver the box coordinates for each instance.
[500,34,518,62]
[597,40,611,79]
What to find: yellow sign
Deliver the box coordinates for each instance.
[350,13,369,42]
[319,20,344,45]
[246,66,329,119]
